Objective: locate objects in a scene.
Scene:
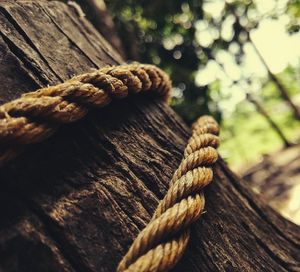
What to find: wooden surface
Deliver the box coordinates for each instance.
[242,145,300,225]
[0,1,299,272]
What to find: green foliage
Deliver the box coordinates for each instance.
[220,89,300,169]
[105,0,300,167]
[105,0,210,123]
[287,0,300,32]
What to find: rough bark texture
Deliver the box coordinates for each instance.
[0,1,299,272]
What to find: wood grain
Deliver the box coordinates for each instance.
[0,1,299,271]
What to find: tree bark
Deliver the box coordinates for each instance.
[0,1,299,272]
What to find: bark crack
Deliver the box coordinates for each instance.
[39,3,100,69]
[0,4,64,82]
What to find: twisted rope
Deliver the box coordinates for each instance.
[117,115,219,272]
[0,63,171,165]
[1,62,220,272]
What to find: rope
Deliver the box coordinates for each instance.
[0,63,171,166]
[0,62,220,271]
[117,115,219,272]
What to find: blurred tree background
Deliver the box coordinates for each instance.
[78,0,300,170]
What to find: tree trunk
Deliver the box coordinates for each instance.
[0,1,299,272]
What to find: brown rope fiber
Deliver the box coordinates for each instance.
[0,63,171,166]
[117,115,219,272]
[0,62,220,272]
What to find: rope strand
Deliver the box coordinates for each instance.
[118,115,219,272]
[0,62,220,272]
[0,63,171,166]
